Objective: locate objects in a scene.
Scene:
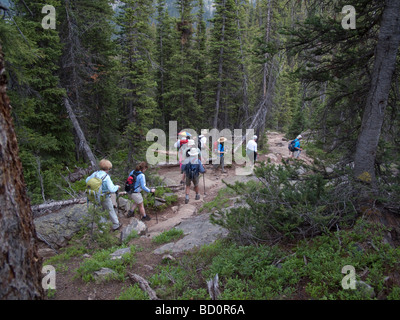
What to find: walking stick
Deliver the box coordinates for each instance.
[203,173,207,196]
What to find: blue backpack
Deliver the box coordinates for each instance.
[186,163,200,180]
[288,140,297,152]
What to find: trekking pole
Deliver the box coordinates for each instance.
[150,191,158,224]
[203,173,207,197]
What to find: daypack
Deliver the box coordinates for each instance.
[86,173,108,204]
[125,171,142,193]
[213,141,218,153]
[186,163,200,180]
[288,140,297,152]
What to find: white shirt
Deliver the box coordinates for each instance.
[246,139,257,152]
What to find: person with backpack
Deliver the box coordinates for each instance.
[174,135,189,184]
[289,135,303,158]
[213,137,227,173]
[126,161,155,221]
[181,148,206,204]
[246,135,258,165]
[85,159,121,231]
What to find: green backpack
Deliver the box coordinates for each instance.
[86,173,107,204]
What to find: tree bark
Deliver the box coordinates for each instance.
[0,45,44,300]
[354,0,400,186]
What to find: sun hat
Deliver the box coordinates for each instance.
[217,137,227,143]
[296,135,302,139]
[253,135,258,140]
[188,148,200,156]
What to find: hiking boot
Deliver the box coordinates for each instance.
[127,210,135,218]
[185,198,189,204]
[141,215,151,221]
[195,194,200,200]
[113,223,122,231]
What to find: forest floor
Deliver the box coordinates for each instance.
[42,131,314,300]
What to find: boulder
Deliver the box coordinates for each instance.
[110,247,131,260]
[121,218,147,242]
[34,203,89,248]
[93,268,117,283]
[153,213,228,254]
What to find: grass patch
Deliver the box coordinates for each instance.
[74,245,137,283]
[145,219,400,300]
[152,228,184,244]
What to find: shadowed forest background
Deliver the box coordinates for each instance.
[1,0,398,205]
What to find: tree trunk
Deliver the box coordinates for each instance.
[63,98,97,169]
[354,0,400,186]
[0,45,44,300]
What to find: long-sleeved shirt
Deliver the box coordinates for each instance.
[128,170,151,193]
[86,170,118,194]
[246,139,258,152]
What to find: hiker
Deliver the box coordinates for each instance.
[246,135,258,165]
[181,148,206,204]
[186,139,200,159]
[213,137,227,173]
[86,159,121,231]
[290,135,303,158]
[174,135,189,184]
[197,133,208,163]
[127,161,155,221]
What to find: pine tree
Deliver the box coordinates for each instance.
[4,0,75,203]
[163,0,201,130]
[207,0,243,129]
[116,0,158,166]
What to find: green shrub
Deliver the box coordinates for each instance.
[152,228,184,244]
[211,162,358,245]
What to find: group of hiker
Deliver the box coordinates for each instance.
[85,132,304,231]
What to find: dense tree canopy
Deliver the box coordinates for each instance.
[0,0,399,203]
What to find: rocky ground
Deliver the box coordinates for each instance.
[36,131,311,300]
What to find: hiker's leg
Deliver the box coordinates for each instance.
[221,156,226,173]
[138,202,146,218]
[103,196,120,229]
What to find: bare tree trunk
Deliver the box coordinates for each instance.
[64,97,97,168]
[354,0,400,186]
[0,45,44,300]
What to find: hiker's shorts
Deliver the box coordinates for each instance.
[186,174,200,187]
[129,192,144,204]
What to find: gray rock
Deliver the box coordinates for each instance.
[356,280,375,299]
[153,213,228,254]
[110,247,131,260]
[34,203,89,248]
[93,268,117,283]
[121,218,147,242]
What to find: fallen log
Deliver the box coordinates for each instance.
[32,198,86,215]
[128,273,160,300]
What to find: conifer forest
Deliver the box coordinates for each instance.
[1,0,400,303]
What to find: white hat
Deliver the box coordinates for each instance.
[188,139,195,146]
[188,148,199,156]
[218,137,227,143]
[253,135,258,140]
[296,135,302,139]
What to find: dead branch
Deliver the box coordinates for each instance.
[128,273,160,300]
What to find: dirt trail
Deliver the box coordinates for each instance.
[258,131,313,165]
[46,131,310,300]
